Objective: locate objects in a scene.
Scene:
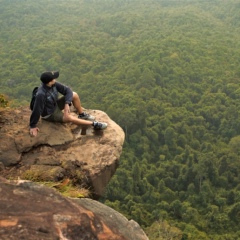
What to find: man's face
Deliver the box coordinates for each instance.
[47,79,56,86]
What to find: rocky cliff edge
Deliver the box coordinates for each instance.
[0,107,150,239]
[0,107,125,199]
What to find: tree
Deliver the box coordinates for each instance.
[227,190,235,205]
[228,202,240,223]
[164,127,177,151]
[229,135,240,154]
[0,94,8,108]
[170,200,183,219]
[132,162,141,195]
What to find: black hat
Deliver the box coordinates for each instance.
[40,71,59,84]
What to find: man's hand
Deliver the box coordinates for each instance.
[30,127,39,137]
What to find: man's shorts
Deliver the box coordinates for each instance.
[43,96,66,123]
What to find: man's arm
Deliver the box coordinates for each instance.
[63,103,71,117]
[55,82,73,105]
[29,92,45,136]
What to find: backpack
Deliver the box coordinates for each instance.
[30,87,39,111]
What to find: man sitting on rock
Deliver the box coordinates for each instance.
[29,71,107,137]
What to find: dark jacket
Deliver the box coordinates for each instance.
[29,82,73,128]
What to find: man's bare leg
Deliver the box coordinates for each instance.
[63,112,107,130]
[71,92,95,121]
[72,92,84,114]
[63,114,92,125]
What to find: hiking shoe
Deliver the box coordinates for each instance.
[93,121,108,130]
[78,112,95,121]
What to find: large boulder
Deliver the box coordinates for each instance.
[0,107,125,198]
[0,177,149,240]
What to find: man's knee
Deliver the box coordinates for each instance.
[73,92,79,100]
[63,114,74,122]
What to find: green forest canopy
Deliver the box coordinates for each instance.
[1,0,240,239]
